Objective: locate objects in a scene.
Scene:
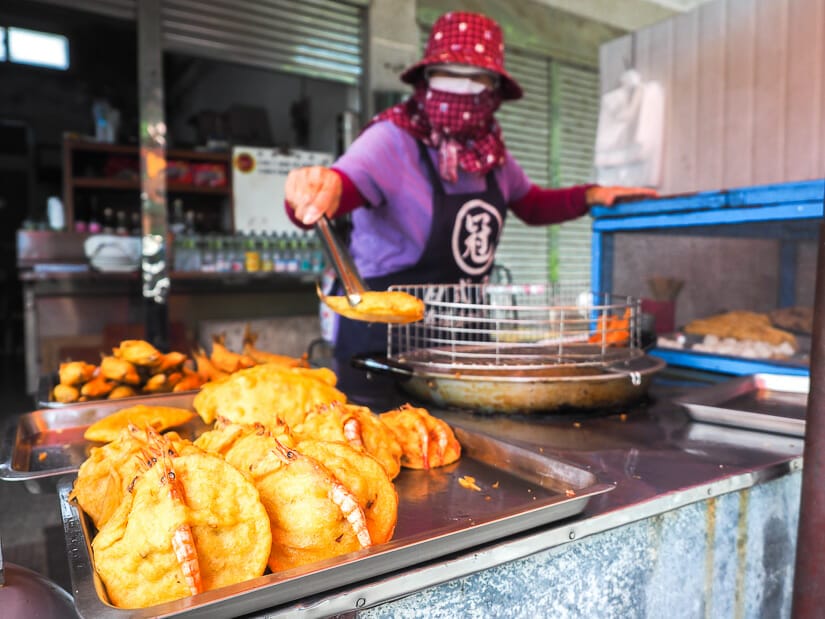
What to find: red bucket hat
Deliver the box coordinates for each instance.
[400,11,523,101]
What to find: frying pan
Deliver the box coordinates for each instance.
[351,353,666,414]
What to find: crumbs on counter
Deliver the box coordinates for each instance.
[38,452,47,461]
[458,475,481,492]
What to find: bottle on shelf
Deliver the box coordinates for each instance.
[170,199,186,236]
[130,211,141,236]
[274,232,288,273]
[286,232,300,272]
[230,233,245,273]
[115,210,128,236]
[88,197,102,234]
[260,232,274,272]
[244,231,261,273]
[215,236,230,272]
[102,207,115,234]
[201,234,216,272]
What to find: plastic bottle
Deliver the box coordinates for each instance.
[286,232,301,273]
[274,232,288,273]
[231,233,245,273]
[245,231,261,273]
[260,233,274,272]
[201,234,216,272]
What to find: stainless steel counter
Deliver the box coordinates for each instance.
[0,368,804,617]
[254,368,803,617]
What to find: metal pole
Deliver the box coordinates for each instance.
[137,0,169,351]
[792,219,825,616]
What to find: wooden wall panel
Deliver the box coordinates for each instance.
[695,1,726,190]
[722,0,756,189]
[751,0,788,185]
[600,0,825,194]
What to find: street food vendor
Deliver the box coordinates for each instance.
[285,11,657,363]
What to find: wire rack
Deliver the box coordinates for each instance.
[387,283,644,372]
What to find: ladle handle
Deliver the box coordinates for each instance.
[315,215,368,306]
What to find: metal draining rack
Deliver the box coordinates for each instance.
[387,283,643,372]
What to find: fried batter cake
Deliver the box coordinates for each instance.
[379,404,461,470]
[192,364,345,429]
[293,402,402,480]
[320,290,425,324]
[297,440,397,545]
[194,421,373,571]
[91,449,271,608]
[684,310,798,349]
[73,427,194,529]
[84,405,195,443]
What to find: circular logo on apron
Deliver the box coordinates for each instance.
[451,199,503,276]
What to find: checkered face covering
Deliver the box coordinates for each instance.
[371,83,506,183]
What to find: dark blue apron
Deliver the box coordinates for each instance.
[334,141,508,363]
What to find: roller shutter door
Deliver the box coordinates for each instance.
[551,61,600,289]
[160,0,365,85]
[32,0,136,20]
[495,48,552,284]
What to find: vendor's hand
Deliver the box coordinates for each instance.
[585,185,658,207]
[284,166,342,225]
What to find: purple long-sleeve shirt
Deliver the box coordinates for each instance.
[320,121,591,279]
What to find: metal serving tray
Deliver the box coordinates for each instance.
[676,373,809,437]
[55,423,611,618]
[0,393,204,482]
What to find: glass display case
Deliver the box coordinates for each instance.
[590,179,823,376]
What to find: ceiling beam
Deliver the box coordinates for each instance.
[528,0,688,31]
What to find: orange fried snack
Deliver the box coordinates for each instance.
[84,405,195,443]
[297,440,397,545]
[112,339,162,366]
[192,364,345,429]
[588,308,631,346]
[379,404,461,470]
[91,448,271,608]
[320,290,425,324]
[58,360,97,386]
[72,427,193,529]
[53,383,80,404]
[195,421,372,571]
[99,356,142,385]
[293,402,402,480]
[209,334,256,374]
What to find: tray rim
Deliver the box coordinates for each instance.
[0,392,201,482]
[676,372,809,437]
[57,425,614,618]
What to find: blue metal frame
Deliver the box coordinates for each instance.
[592,179,824,376]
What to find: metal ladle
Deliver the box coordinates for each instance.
[315,215,369,307]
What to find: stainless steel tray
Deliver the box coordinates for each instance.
[676,373,809,437]
[0,393,204,482]
[56,424,612,618]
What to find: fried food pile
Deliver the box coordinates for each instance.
[53,341,202,404]
[51,326,310,404]
[71,363,462,609]
[684,310,798,358]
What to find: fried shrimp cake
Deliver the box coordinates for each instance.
[297,440,397,545]
[294,402,402,480]
[192,364,345,428]
[320,290,425,324]
[194,417,295,457]
[379,404,461,470]
[194,421,370,571]
[92,449,270,608]
[84,405,195,443]
[72,427,193,529]
[249,440,372,571]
